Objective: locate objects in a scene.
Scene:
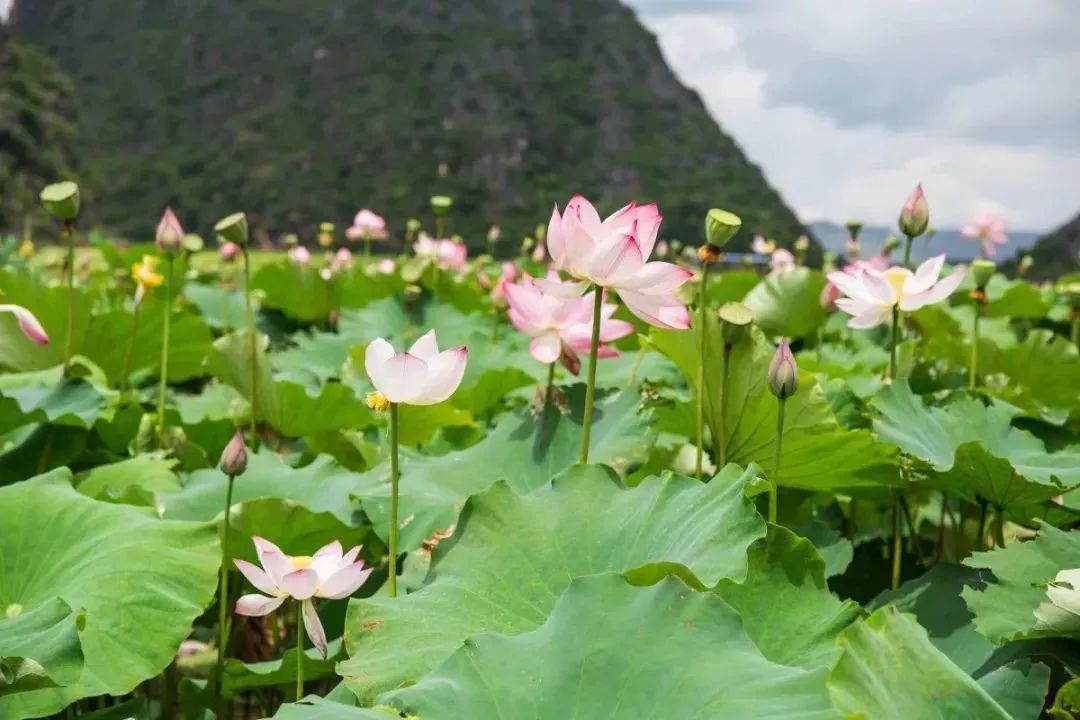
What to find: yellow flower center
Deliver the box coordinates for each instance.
[131,256,164,289]
[883,268,908,304]
[365,391,390,412]
[290,556,313,569]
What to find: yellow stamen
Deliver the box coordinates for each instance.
[883,268,908,304]
[131,255,164,289]
[290,555,313,569]
[365,391,390,412]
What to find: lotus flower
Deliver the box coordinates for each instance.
[479,262,519,307]
[220,241,240,261]
[347,209,388,242]
[1034,568,1080,632]
[415,233,468,272]
[505,272,633,374]
[767,338,799,399]
[234,537,372,658]
[375,258,396,275]
[827,254,965,328]
[156,207,184,254]
[288,246,311,266]
[543,195,691,329]
[331,247,353,273]
[960,213,1008,257]
[770,249,796,274]
[131,255,164,306]
[751,235,775,255]
[821,256,889,312]
[0,304,48,345]
[487,225,501,243]
[364,330,468,406]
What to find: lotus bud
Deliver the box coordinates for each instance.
[719,302,754,349]
[215,212,249,246]
[487,225,501,243]
[282,232,299,248]
[521,236,535,253]
[844,220,863,240]
[430,195,453,216]
[406,218,423,235]
[822,251,837,273]
[702,209,742,261]
[898,183,929,238]
[318,222,335,248]
[219,431,248,478]
[882,234,901,256]
[971,259,996,289]
[767,338,799,400]
[1018,254,1033,277]
[820,283,840,312]
[40,181,80,222]
[794,234,810,252]
[156,207,185,255]
[535,223,547,243]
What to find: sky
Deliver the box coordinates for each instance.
[625,0,1079,231]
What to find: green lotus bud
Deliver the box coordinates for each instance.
[430,195,453,216]
[898,184,929,238]
[718,302,754,347]
[182,233,204,253]
[535,224,547,242]
[282,233,299,248]
[971,259,996,289]
[794,234,810,252]
[822,251,837,273]
[883,234,901,254]
[767,338,799,400]
[218,431,248,478]
[844,220,863,240]
[214,212,248,246]
[1019,255,1033,276]
[319,222,335,233]
[522,237,535,252]
[406,218,423,234]
[704,208,742,250]
[40,181,80,221]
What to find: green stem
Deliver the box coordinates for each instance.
[243,247,257,440]
[62,220,76,370]
[719,347,730,467]
[994,507,1006,549]
[215,474,236,714]
[544,360,555,409]
[157,256,174,443]
[969,304,980,389]
[490,307,500,342]
[902,235,914,268]
[119,301,141,395]
[900,495,924,565]
[578,288,604,464]
[295,601,304,701]
[388,402,400,598]
[161,663,177,720]
[769,398,785,524]
[1071,311,1079,350]
[976,498,988,551]
[889,305,899,380]
[695,264,710,481]
[364,235,372,259]
[891,495,902,589]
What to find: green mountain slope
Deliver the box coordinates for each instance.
[11,0,805,250]
[1021,213,1080,280]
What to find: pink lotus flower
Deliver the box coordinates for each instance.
[331,247,353,273]
[288,246,311,266]
[364,329,468,405]
[234,537,372,658]
[487,225,501,243]
[156,207,184,254]
[415,234,468,272]
[827,254,965,328]
[961,213,1008,257]
[505,273,634,374]
[543,195,691,329]
[0,304,48,345]
[478,262,519,307]
[821,256,889,312]
[219,241,240,262]
[531,243,547,263]
[375,258,396,275]
[348,209,388,241]
[770,249,796,273]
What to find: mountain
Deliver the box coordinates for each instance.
[809,220,1041,265]
[1017,213,1080,280]
[9,0,806,253]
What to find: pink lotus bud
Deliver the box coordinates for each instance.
[219,431,248,477]
[898,184,929,238]
[156,207,185,254]
[767,338,799,399]
[531,243,547,263]
[219,241,240,261]
[0,304,49,345]
[820,283,840,312]
[487,225,501,243]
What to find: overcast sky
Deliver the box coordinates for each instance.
[625,0,1079,230]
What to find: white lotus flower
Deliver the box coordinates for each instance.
[826,254,965,329]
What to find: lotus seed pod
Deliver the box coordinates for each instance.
[40,181,80,221]
[705,208,741,249]
[971,259,996,289]
[215,212,249,246]
[719,302,754,347]
[430,195,453,216]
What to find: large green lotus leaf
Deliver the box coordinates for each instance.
[871,382,1077,507]
[253,262,339,322]
[226,499,369,570]
[163,450,365,528]
[274,698,399,719]
[380,574,836,719]
[715,526,861,671]
[828,606,1013,720]
[962,524,1080,643]
[0,268,91,371]
[183,282,252,331]
[871,564,995,675]
[352,387,655,554]
[208,331,375,437]
[976,660,1051,720]
[0,471,219,719]
[649,321,899,491]
[221,641,342,699]
[339,268,407,309]
[706,269,760,305]
[81,305,213,385]
[275,331,355,385]
[0,425,87,485]
[0,598,84,696]
[74,452,181,506]
[173,383,245,425]
[981,276,1053,319]
[744,267,828,339]
[0,377,108,433]
[340,464,765,701]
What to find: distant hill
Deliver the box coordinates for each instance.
[1016,213,1080,280]
[809,220,1041,264]
[10,0,807,253]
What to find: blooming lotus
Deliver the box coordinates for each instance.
[131,255,164,305]
[0,304,48,345]
[505,272,633,374]
[751,235,775,255]
[234,537,372,658]
[821,256,889,311]
[219,241,240,262]
[415,233,468,272]
[364,329,468,406]
[544,195,691,329]
[770,249,796,274]
[349,209,388,239]
[961,213,1008,257]
[827,254,965,328]
[331,247,353,273]
[288,246,311,266]
[374,258,396,275]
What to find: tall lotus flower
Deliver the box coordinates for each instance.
[156,207,185,255]
[898,184,929,238]
[961,213,1008,257]
[234,537,372,659]
[414,234,468,272]
[505,273,633,374]
[220,241,240,262]
[331,247,354,273]
[0,304,48,345]
[770,249,796,274]
[827,254,965,329]
[820,256,889,312]
[350,209,387,238]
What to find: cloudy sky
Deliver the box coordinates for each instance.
[625,0,1079,230]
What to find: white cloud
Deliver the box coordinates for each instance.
[627,1,1080,231]
[0,0,11,22]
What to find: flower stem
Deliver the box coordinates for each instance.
[994,506,1006,549]
[891,497,902,589]
[62,220,76,371]
[119,302,141,395]
[243,246,257,440]
[544,360,555,409]
[969,304,980,389]
[695,264,710,481]
[578,288,604,464]
[1071,311,1079,350]
[718,346,730,467]
[388,402,400,598]
[889,306,899,380]
[364,236,372,259]
[976,498,988,551]
[769,398,785,524]
[215,473,235,713]
[157,256,174,444]
[295,601,304,701]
